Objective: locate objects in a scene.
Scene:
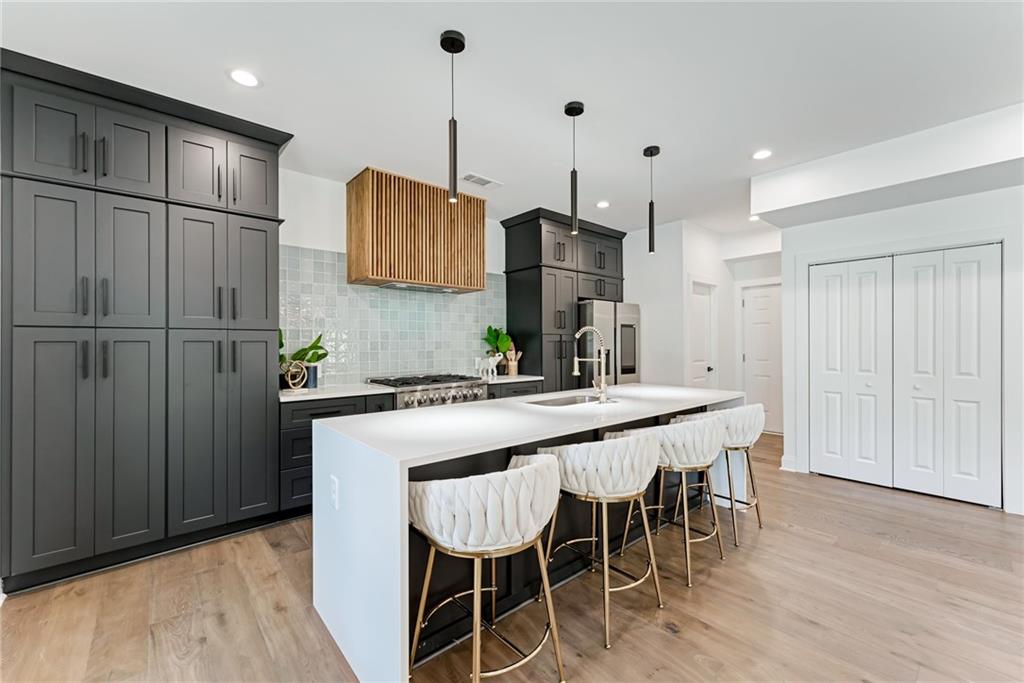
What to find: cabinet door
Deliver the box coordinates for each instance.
[560,337,578,392]
[578,274,622,302]
[540,268,577,334]
[228,214,279,330]
[809,262,849,479]
[541,335,567,393]
[11,328,95,574]
[597,236,623,279]
[12,180,95,326]
[540,222,577,270]
[168,330,228,536]
[227,141,279,217]
[12,86,95,183]
[168,206,228,328]
[95,107,166,196]
[557,269,578,332]
[577,231,602,275]
[227,330,279,522]
[167,127,227,208]
[95,329,166,554]
[96,194,166,327]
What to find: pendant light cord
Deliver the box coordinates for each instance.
[572,116,576,170]
[450,54,455,118]
[650,156,654,201]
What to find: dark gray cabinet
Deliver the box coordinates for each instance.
[578,273,622,303]
[228,215,279,330]
[578,230,623,278]
[227,330,279,522]
[95,107,165,196]
[12,86,95,183]
[96,194,166,327]
[12,180,95,326]
[541,335,576,394]
[167,127,227,208]
[540,221,578,270]
[11,328,95,574]
[167,329,228,536]
[541,268,577,334]
[95,329,166,554]
[280,467,313,510]
[228,141,279,217]
[168,205,228,329]
[488,380,543,399]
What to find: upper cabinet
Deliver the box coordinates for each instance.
[167,206,228,329]
[167,127,228,209]
[540,221,578,270]
[578,230,623,278]
[228,141,278,217]
[228,214,279,330]
[95,107,165,196]
[502,208,625,278]
[12,86,96,184]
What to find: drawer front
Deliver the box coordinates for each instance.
[578,274,622,302]
[500,381,543,398]
[365,394,395,413]
[280,466,312,510]
[280,396,366,430]
[280,427,312,469]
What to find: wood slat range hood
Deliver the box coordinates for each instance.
[346,167,486,293]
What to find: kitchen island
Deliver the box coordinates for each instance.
[312,383,745,682]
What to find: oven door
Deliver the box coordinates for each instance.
[615,303,641,384]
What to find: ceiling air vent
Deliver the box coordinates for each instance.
[462,172,503,188]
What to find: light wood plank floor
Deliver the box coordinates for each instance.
[2,434,1022,682]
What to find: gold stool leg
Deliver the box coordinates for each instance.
[590,501,598,572]
[724,450,740,547]
[681,483,693,587]
[672,472,684,523]
[409,545,436,674]
[490,559,497,624]
[697,470,706,512]
[618,498,634,557]
[598,501,611,648]
[471,557,483,683]
[637,494,664,608]
[746,448,764,528]
[655,468,665,536]
[537,495,561,602]
[534,538,567,683]
[705,468,726,560]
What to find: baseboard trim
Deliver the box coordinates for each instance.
[779,453,798,472]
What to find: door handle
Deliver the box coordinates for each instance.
[101,278,109,317]
[101,340,109,378]
[80,132,89,173]
[217,286,223,319]
[97,137,108,177]
[231,340,238,372]
[231,287,238,320]
[217,340,223,373]
[217,165,222,200]
[598,251,605,269]
[707,366,714,372]
[232,168,237,204]
[81,276,89,316]
[81,340,89,379]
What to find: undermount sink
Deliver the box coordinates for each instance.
[527,395,613,407]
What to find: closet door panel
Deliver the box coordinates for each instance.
[943,244,1001,507]
[809,262,849,479]
[893,251,944,495]
[847,257,893,487]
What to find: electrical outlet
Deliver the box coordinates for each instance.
[329,475,339,510]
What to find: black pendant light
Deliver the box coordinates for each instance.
[643,145,660,253]
[565,101,584,234]
[440,30,465,203]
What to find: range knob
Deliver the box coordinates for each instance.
[430,394,442,404]
[453,391,464,401]
[403,396,416,408]
[474,388,484,398]
[416,395,429,406]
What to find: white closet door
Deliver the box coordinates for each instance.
[943,244,1001,506]
[893,250,945,495]
[847,258,893,486]
[810,262,849,478]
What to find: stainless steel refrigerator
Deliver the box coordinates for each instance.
[577,300,641,387]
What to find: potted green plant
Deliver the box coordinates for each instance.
[279,330,330,388]
[482,325,512,374]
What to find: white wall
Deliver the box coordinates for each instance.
[279,168,506,273]
[780,185,1024,513]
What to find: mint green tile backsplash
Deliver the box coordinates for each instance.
[279,245,506,383]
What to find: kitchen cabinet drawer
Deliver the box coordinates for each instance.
[578,274,622,302]
[498,381,543,398]
[366,394,396,413]
[280,396,366,430]
[280,428,312,469]
[280,466,313,510]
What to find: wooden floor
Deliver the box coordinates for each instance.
[2,434,1022,682]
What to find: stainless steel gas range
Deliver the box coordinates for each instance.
[367,373,487,410]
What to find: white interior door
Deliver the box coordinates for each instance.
[943,244,1001,506]
[847,258,893,487]
[809,262,849,479]
[893,250,944,495]
[688,281,717,387]
[742,285,783,433]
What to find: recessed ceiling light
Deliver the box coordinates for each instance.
[596,200,610,209]
[752,149,772,160]
[749,215,760,221]
[229,69,260,87]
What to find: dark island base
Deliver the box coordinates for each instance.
[409,408,709,665]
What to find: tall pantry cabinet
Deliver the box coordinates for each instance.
[809,243,1003,507]
[1,50,291,589]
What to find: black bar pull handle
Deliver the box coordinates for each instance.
[231,287,237,320]
[217,340,223,373]
[217,165,222,200]
[82,340,89,379]
[217,286,223,319]
[101,278,109,317]
[232,168,237,204]
[102,340,109,378]
[97,137,108,177]
[81,276,89,316]
[231,340,237,373]
[81,132,88,173]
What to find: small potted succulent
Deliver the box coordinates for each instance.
[279,330,329,389]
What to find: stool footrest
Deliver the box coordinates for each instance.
[711,492,759,511]
[553,537,653,589]
[421,585,497,627]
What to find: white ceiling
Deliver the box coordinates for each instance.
[3,2,1021,233]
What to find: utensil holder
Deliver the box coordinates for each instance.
[506,360,519,376]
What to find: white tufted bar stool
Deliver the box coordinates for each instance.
[672,404,765,546]
[544,434,663,649]
[606,417,727,587]
[408,454,566,682]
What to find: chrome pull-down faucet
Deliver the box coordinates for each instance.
[572,325,608,403]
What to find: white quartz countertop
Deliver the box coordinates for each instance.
[279,383,396,402]
[315,384,744,467]
[486,374,545,385]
